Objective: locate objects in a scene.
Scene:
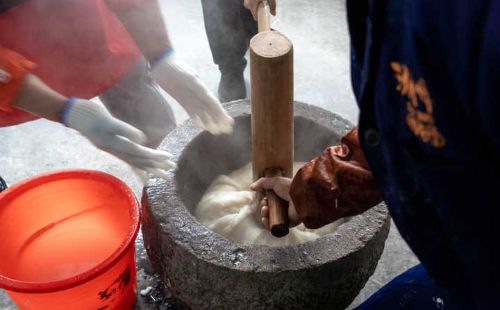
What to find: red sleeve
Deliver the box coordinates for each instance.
[289,127,382,229]
[0,46,36,112]
[104,0,153,13]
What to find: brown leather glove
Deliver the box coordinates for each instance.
[289,127,382,229]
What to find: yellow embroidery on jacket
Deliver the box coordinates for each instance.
[391,62,446,148]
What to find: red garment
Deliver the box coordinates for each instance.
[289,127,382,229]
[0,0,151,126]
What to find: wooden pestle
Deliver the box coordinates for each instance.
[264,168,289,237]
[250,1,294,238]
[257,1,271,32]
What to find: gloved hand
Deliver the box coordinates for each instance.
[150,48,234,135]
[61,98,176,178]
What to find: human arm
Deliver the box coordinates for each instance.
[1,44,64,120]
[1,46,175,178]
[104,0,234,135]
[103,0,171,63]
[244,0,277,20]
[251,127,382,229]
[12,74,67,122]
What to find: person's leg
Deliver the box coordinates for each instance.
[354,264,473,309]
[201,0,254,102]
[99,58,176,148]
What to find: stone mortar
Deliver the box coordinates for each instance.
[142,99,391,310]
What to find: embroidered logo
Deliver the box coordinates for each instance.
[0,67,11,83]
[391,62,446,148]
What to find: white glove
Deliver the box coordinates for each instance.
[150,49,234,135]
[61,98,176,178]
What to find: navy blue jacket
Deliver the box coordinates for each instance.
[347,0,500,308]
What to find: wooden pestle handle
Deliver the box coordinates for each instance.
[257,1,271,32]
[264,168,289,237]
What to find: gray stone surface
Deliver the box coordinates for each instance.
[143,100,391,310]
[0,0,419,309]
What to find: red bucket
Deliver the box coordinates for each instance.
[0,170,141,310]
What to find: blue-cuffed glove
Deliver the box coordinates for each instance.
[61,98,176,178]
[150,48,234,135]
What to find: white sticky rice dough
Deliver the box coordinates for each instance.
[195,162,346,246]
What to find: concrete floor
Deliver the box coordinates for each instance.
[0,0,419,309]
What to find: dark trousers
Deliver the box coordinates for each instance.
[354,264,474,309]
[201,0,258,74]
